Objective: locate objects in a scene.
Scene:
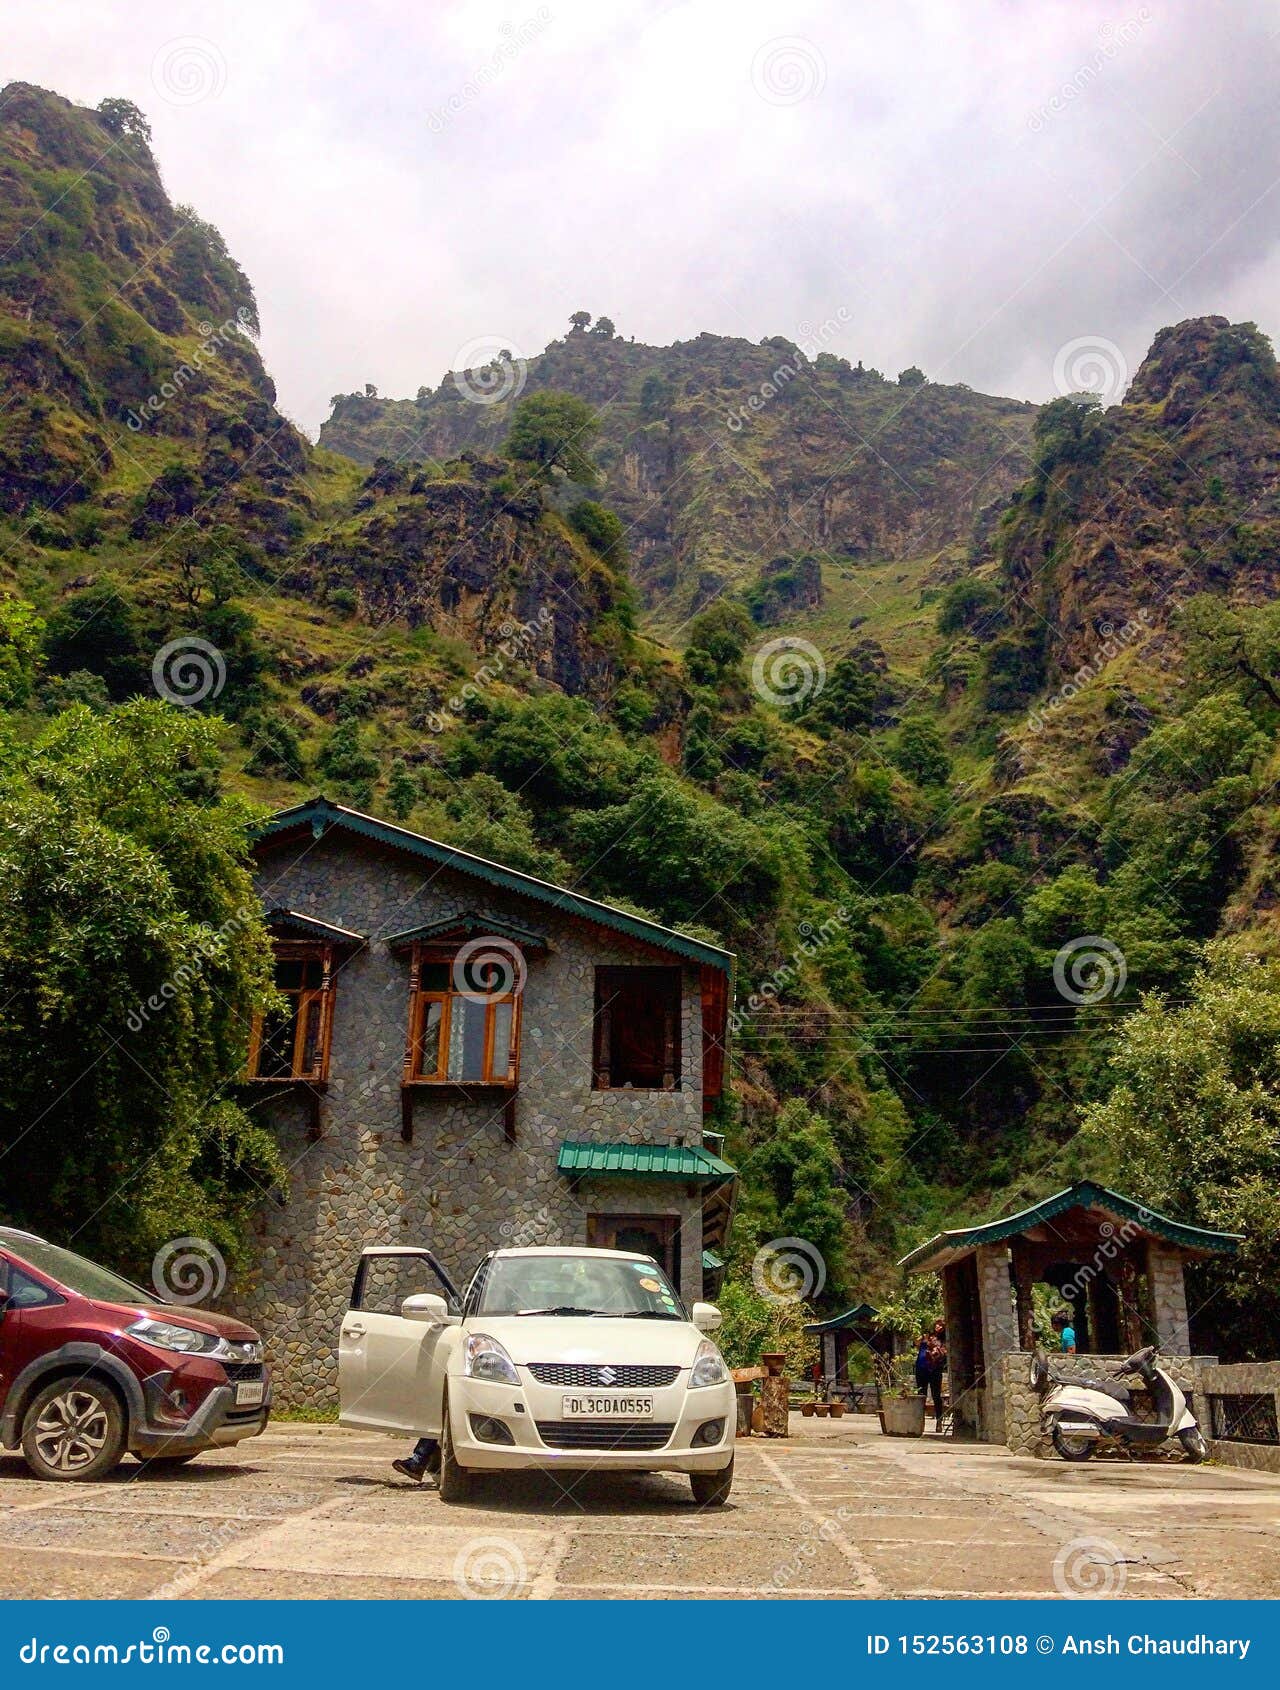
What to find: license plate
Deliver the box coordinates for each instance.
[235,1381,265,1407]
[561,1394,654,1419]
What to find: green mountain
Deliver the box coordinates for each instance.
[5,81,1280,1331]
[320,323,1037,638]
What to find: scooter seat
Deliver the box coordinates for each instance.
[1080,1378,1132,1405]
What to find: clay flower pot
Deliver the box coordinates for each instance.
[814,1401,830,1417]
[829,1401,846,1419]
[800,1402,816,1417]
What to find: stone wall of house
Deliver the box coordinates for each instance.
[241,832,713,1409]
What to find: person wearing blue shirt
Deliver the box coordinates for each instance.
[1052,1309,1077,1353]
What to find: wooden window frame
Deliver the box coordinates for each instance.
[402,942,523,1090]
[592,966,682,1092]
[246,941,336,1084]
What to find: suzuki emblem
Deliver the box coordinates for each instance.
[598,1365,617,1386]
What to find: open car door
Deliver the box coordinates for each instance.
[338,1246,461,1435]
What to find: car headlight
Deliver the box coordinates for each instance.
[689,1338,728,1389]
[127,1317,227,1357]
[464,1333,520,1386]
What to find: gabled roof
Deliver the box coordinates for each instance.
[900,1180,1243,1275]
[803,1303,880,1335]
[557,1140,736,1183]
[264,907,366,945]
[257,798,733,973]
[385,911,549,953]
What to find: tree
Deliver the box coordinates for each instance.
[568,499,626,566]
[96,98,151,144]
[0,597,44,708]
[502,392,600,487]
[0,704,282,1275]
[569,311,592,332]
[591,316,616,338]
[317,719,380,808]
[892,716,949,787]
[386,759,418,822]
[1080,944,1280,1358]
[898,366,926,387]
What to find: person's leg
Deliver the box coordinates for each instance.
[930,1373,943,1428]
[392,1436,440,1482]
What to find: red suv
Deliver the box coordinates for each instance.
[0,1228,270,1481]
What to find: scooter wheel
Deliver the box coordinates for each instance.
[1178,1428,1208,1463]
[1052,1427,1095,1461]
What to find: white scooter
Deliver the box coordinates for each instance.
[1031,1343,1208,1463]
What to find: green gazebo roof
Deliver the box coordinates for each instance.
[803,1302,880,1335]
[900,1180,1242,1276]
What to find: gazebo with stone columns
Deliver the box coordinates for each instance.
[899,1181,1241,1447]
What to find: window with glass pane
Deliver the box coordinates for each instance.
[407,948,521,1086]
[248,947,331,1081]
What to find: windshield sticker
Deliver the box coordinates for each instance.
[637,1276,661,1292]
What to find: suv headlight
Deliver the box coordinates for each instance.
[689,1338,728,1389]
[464,1333,520,1386]
[128,1317,229,1357]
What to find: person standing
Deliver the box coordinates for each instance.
[1052,1309,1077,1354]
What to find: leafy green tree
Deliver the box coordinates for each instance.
[44,580,154,700]
[892,716,949,786]
[568,499,626,566]
[241,709,303,779]
[317,719,380,808]
[386,759,418,821]
[898,366,926,387]
[503,392,600,486]
[591,316,616,337]
[684,602,753,687]
[0,597,44,707]
[936,578,1007,636]
[741,1099,849,1300]
[436,773,571,881]
[568,311,592,332]
[1179,595,1280,717]
[1080,944,1280,1358]
[0,703,282,1273]
[96,97,152,143]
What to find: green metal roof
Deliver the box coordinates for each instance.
[257,798,733,973]
[385,911,549,952]
[900,1180,1243,1275]
[264,907,366,945]
[701,1249,724,1271]
[557,1141,736,1183]
[803,1302,880,1335]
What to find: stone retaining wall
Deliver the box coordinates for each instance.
[1196,1359,1280,1474]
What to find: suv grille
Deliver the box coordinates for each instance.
[535,1421,675,1451]
[222,1362,265,1382]
[527,1363,681,1389]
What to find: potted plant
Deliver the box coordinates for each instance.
[874,1357,926,1437]
[829,1398,846,1419]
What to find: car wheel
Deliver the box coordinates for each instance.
[1052,1426,1095,1462]
[21,1378,127,1482]
[437,1389,475,1503]
[690,1453,734,1506]
[1179,1428,1208,1463]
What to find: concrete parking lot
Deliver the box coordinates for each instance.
[3,1415,1280,1600]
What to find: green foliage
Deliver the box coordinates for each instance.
[317,718,380,807]
[1081,944,1280,1358]
[436,774,572,881]
[568,498,626,566]
[503,392,600,486]
[0,596,44,707]
[44,580,153,700]
[386,758,418,821]
[95,98,151,144]
[0,704,283,1273]
[937,577,1006,637]
[684,602,753,686]
[891,716,949,786]
[242,709,303,779]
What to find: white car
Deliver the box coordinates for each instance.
[338,1245,737,1504]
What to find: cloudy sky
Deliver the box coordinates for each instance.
[6,0,1280,434]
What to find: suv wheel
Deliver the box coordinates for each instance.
[21,1378,127,1481]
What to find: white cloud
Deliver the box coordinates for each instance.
[6,0,1278,432]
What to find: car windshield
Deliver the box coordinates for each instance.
[477,1254,685,1319]
[0,1232,154,1305]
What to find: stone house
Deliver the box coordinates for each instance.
[244,797,736,1408]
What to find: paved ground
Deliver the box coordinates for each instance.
[3,1415,1280,1600]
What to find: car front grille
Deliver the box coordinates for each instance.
[535,1421,675,1451]
[221,1362,265,1382]
[527,1363,681,1389]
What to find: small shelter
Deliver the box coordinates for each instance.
[900,1181,1241,1444]
[803,1303,898,1397]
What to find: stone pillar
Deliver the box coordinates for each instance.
[1147,1241,1191,1354]
[975,1244,1017,1443]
